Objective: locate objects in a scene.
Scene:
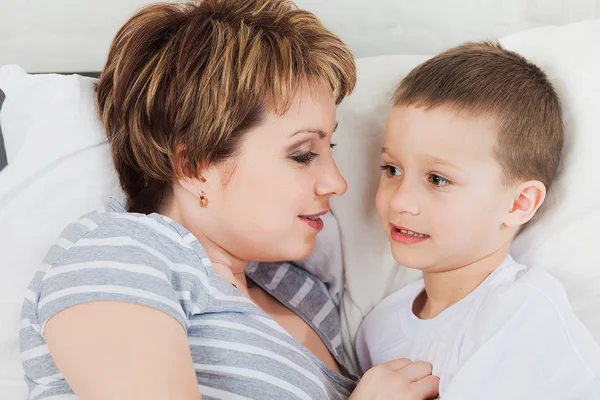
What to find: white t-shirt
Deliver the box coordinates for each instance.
[355,255,600,400]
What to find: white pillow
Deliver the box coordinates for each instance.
[501,19,600,349]
[334,19,600,372]
[0,65,124,398]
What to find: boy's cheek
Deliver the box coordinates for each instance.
[374,187,386,213]
[375,187,394,223]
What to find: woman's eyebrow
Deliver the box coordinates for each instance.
[291,122,338,139]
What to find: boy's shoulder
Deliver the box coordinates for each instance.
[476,262,576,333]
[485,263,572,316]
[474,264,600,376]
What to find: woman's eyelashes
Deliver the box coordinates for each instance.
[290,151,319,164]
[290,143,336,164]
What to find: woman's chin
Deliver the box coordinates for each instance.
[283,239,317,262]
[250,240,315,263]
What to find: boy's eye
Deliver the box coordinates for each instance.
[330,143,337,149]
[291,151,319,164]
[428,174,451,187]
[380,165,402,177]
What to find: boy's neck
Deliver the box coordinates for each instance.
[414,243,511,319]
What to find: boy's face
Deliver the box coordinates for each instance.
[376,105,515,272]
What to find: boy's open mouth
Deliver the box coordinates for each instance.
[390,224,430,243]
[396,228,428,238]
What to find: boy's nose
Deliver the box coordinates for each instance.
[389,181,420,216]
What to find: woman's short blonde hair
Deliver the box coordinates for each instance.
[96,0,356,213]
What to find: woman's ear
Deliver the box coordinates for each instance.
[172,145,200,179]
[503,180,546,228]
[172,145,207,195]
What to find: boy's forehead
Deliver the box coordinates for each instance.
[384,105,499,166]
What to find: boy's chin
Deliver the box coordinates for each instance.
[390,246,435,272]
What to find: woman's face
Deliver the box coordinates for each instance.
[187,82,347,263]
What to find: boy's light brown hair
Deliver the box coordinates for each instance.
[393,41,563,190]
[96,0,356,214]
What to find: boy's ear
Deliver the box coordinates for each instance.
[503,180,546,228]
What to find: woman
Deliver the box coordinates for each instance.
[20,1,439,398]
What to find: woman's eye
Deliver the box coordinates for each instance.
[330,143,337,149]
[291,151,319,164]
[429,174,451,187]
[380,165,402,177]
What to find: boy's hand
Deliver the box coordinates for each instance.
[350,358,439,400]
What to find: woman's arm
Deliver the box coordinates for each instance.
[45,301,202,400]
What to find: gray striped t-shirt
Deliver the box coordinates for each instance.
[20,198,358,399]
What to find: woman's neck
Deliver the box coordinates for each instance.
[194,237,251,294]
[207,253,250,290]
[159,193,250,292]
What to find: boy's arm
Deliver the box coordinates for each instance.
[441,288,600,400]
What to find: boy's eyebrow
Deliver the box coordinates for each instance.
[381,147,403,161]
[382,149,463,171]
[381,146,394,156]
[422,155,463,171]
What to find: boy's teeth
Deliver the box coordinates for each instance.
[400,229,425,237]
[306,216,320,220]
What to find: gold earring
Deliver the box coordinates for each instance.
[198,190,208,208]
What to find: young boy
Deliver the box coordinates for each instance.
[355,42,600,399]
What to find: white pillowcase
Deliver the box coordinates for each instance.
[501,20,600,348]
[335,19,600,372]
[0,65,124,398]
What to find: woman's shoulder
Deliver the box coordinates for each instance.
[28,199,215,331]
[35,198,215,305]
[59,198,196,248]
[46,198,211,270]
